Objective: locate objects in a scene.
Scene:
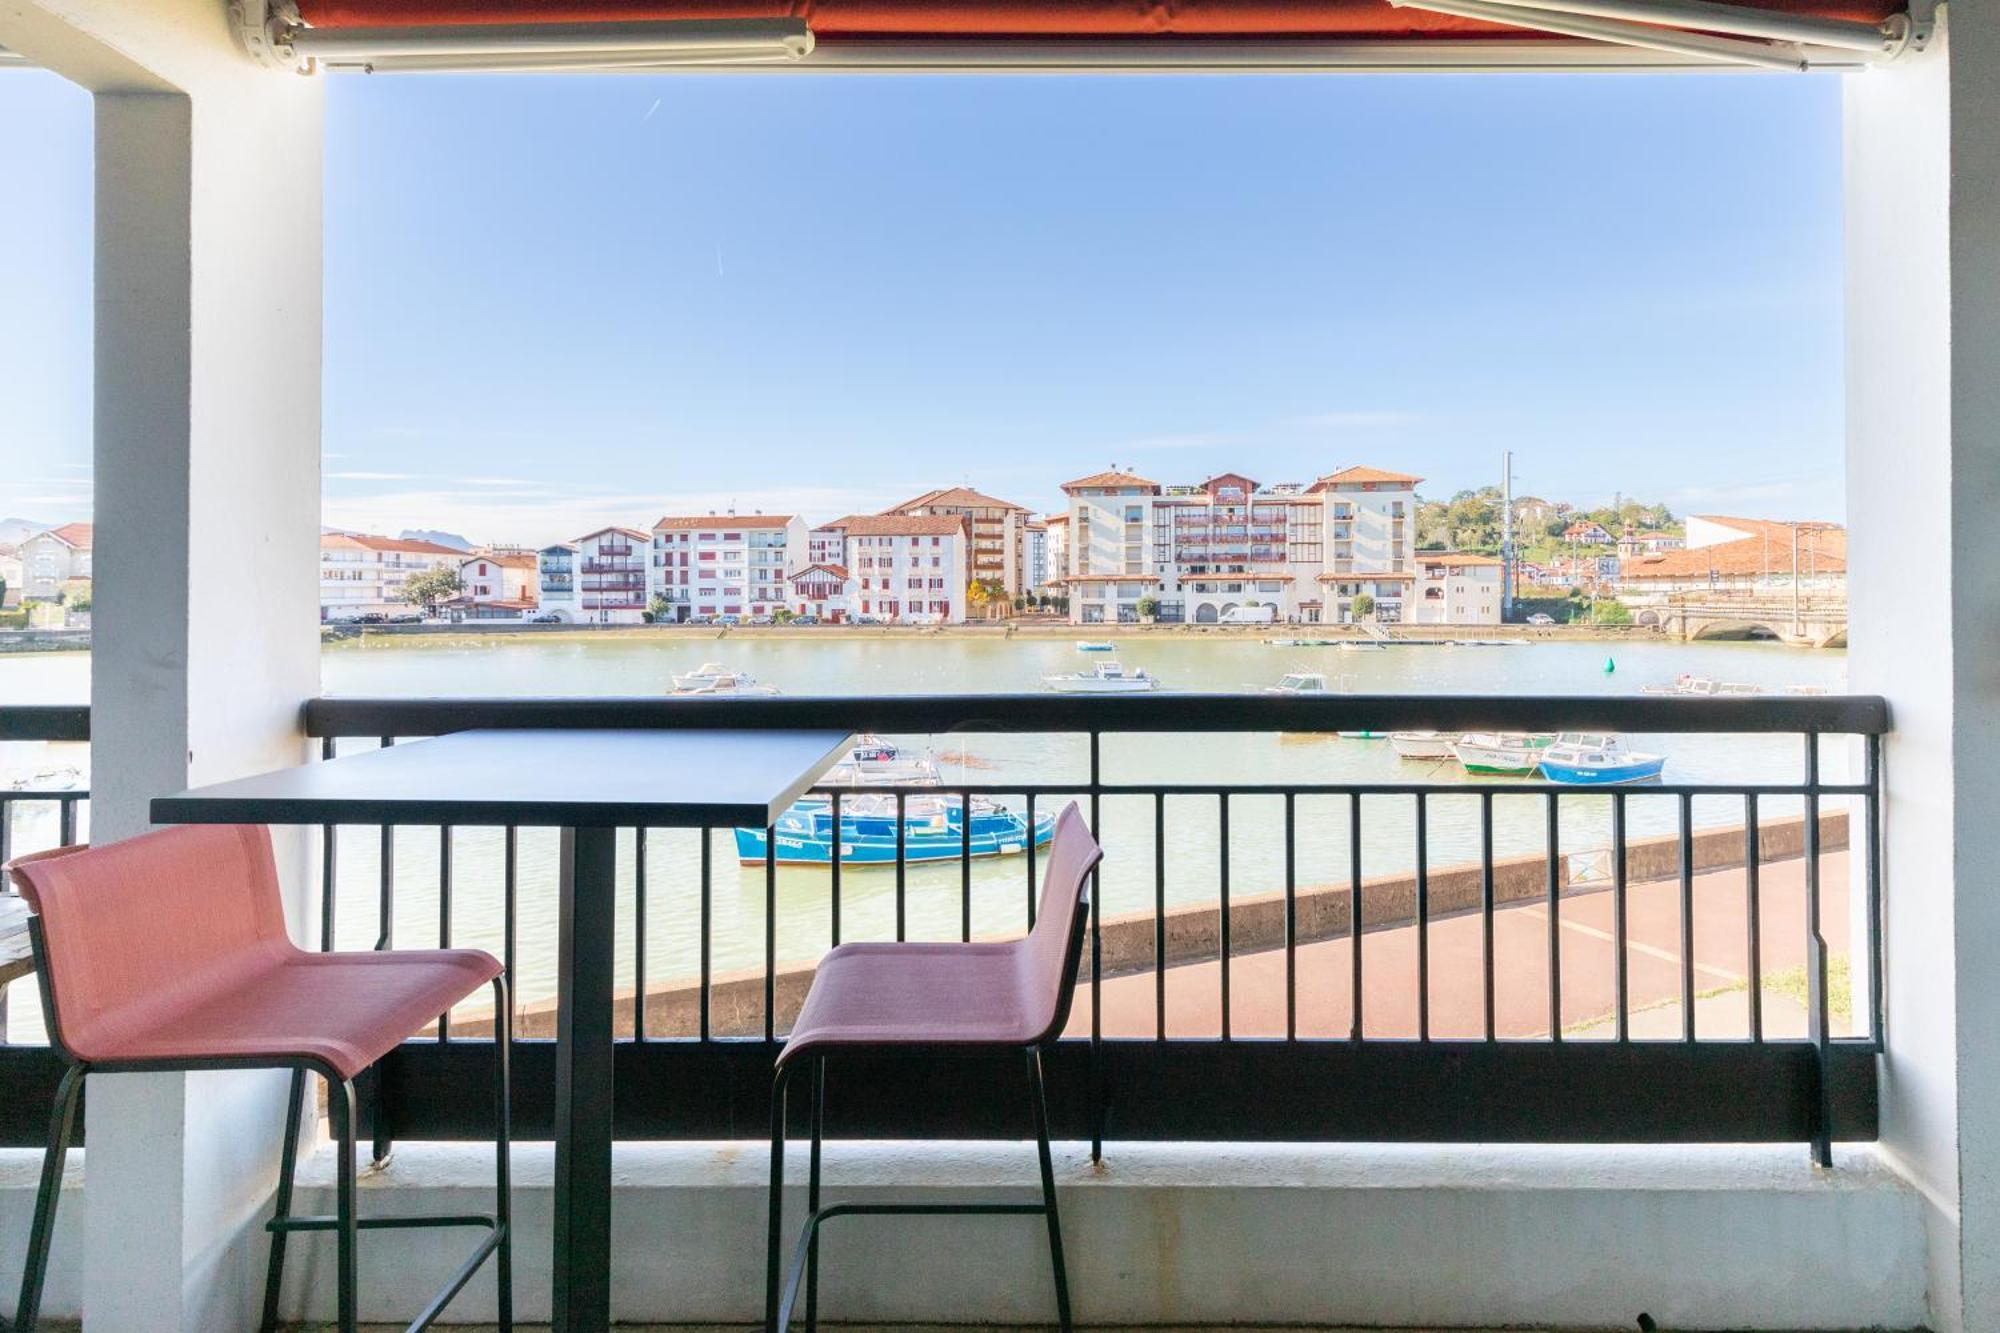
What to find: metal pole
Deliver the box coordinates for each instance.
[1384,0,1816,70]
[1445,0,1902,52]
[1500,449,1514,619]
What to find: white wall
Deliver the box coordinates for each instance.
[1846,12,1998,1330]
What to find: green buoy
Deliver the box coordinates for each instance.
[1604,656,1616,674]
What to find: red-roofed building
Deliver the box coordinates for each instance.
[788,563,855,622]
[449,551,541,619]
[883,485,1031,602]
[812,514,968,622]
[649,513,807,622]
[1059,464,1421,625]
[19,522,93,602]
[318,531,465,620]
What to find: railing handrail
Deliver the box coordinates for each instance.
[303,692,1889,738]
[0,705,90,742]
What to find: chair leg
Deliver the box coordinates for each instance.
[765,1063,791,1333]
[258,1068,309,1333]
[492,975,514,1332]
[805,1056,825,1333]
[1027,1049,1075,1333]
[13,1063,83,1333]
[328,1077,360,1333]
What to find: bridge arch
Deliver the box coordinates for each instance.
[1690,619,1783,642]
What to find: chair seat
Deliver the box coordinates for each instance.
[77,946,501,1081]
[782,940,1045,1064]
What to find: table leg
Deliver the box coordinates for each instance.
[553,825,617,1333]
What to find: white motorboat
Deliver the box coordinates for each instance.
[816,735,943,788]
[1262,671,1330,695]
[1043,661,1160,693]
[1452,732,1557,776]
[671,662,777,695]
[1389,731,1456,760]
[1639,673,1762,697]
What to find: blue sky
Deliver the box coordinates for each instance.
[2,67,1845,546]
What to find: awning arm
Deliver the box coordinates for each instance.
[1384,0,1898,68]
[1460,0,1910,53]
[267,17,814,73]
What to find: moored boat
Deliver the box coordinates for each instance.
[671,662,776,695]
[1452,731,1557,776]
[817,735,943,787]
[1075,640,1115,652]
[1537,733,1667,785]
[1262,671,1329,696]
[1389,730,1456,760]
[1043,660,1160,693]
[1639,673,1762,697]
[735,795,1056,866]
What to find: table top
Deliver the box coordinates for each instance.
[0,895,33,988]
[150,728,856,829]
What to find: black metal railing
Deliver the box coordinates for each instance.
[293,693,1884,1164]
[0,695,1888,1163]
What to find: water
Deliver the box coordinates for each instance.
[0,635,1849,1022]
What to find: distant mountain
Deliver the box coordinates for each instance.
[401,528,473,552]
[0,518,53,546]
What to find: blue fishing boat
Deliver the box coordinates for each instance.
[736,794,1057,866]
[1536,733,1667,786]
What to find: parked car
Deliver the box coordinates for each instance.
[357,613,387,624]
[748,615,774,626]
[1526,613,1557,626]
[792,614,820,625]
[388,613,422,624]
[855,614,883,625]
[685,614,714,625]
[532,614,561,623]
[717,614,742,626]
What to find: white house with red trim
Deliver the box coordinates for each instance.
[18,522,93,601]
[650,513,808,622]
[822,514,968,623]
[450,550,541,620]
[574,526,649,624]
[318,531,464,620]
[787,562,855,621]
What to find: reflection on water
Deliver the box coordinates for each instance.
[1,636,1851,1021]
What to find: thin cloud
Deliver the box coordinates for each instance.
[327,470,421,481]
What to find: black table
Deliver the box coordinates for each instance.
[153,726,853,1333]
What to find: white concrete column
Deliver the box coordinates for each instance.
[1846,10,2000,1331]
[0,4,323,1329]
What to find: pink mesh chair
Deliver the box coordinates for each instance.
[4,824,512,1333]
[765,800,1104,1333]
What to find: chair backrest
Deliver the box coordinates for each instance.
[5,825,291,1062]
[1018,802,1104,1046]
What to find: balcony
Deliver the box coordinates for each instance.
[0,693,1915,1326]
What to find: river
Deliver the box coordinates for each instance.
[0,634,1849,1022]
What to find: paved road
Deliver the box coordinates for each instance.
[1072,852,1855,1041]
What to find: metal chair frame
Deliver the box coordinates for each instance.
[765,841,1096,1333]
[9,916,513,1333]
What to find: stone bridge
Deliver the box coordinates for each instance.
[1634,594,1848,647]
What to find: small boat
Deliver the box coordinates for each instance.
[1336,640,1386,652]
[1452,732,1557,776]
[1639,673,1762,698]
[1389,731,1456,760]
[1266,638,1337,648]
[1075,640,1115,652]
[671,662,776,694]
[1537,733,1667,786]
[736,794,1056,866]
[1043,661,1160,693]
[816,735,943,787]
[1262,671,1330,696]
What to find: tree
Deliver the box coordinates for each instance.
[645,592,671,623]
[66,584,91,613]
[1136,595,1159,620]
[966,578,1006,619]
[398,566,462,617]
[1351,592,1376,621]
[773,607,795,624]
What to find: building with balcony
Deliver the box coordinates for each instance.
[1410,552,1503,625]
[787,561,854,620]
[650,513,807,621]
[317,531,464,620]
[1026,517,1049,594]
[574,526,650,624]
[536,542,579,621]
[883,485,1032,602]
[820,513,968,622]
[1059,466,1419,624]
[16,521,91,602]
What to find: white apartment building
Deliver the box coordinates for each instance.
[18,522,92,601]
[575,526,649,624]
[1042,514,1067,594]
[827,514,968,623]
[537,543,580,622]
[318,531,464,620]
[1025,519,1048,594]
[1410,553,1503,625]
[883,486,1030,598]
[651,513,808,621]
[1060,466,1420,625]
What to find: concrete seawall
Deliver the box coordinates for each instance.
[482,810,1848,1039]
